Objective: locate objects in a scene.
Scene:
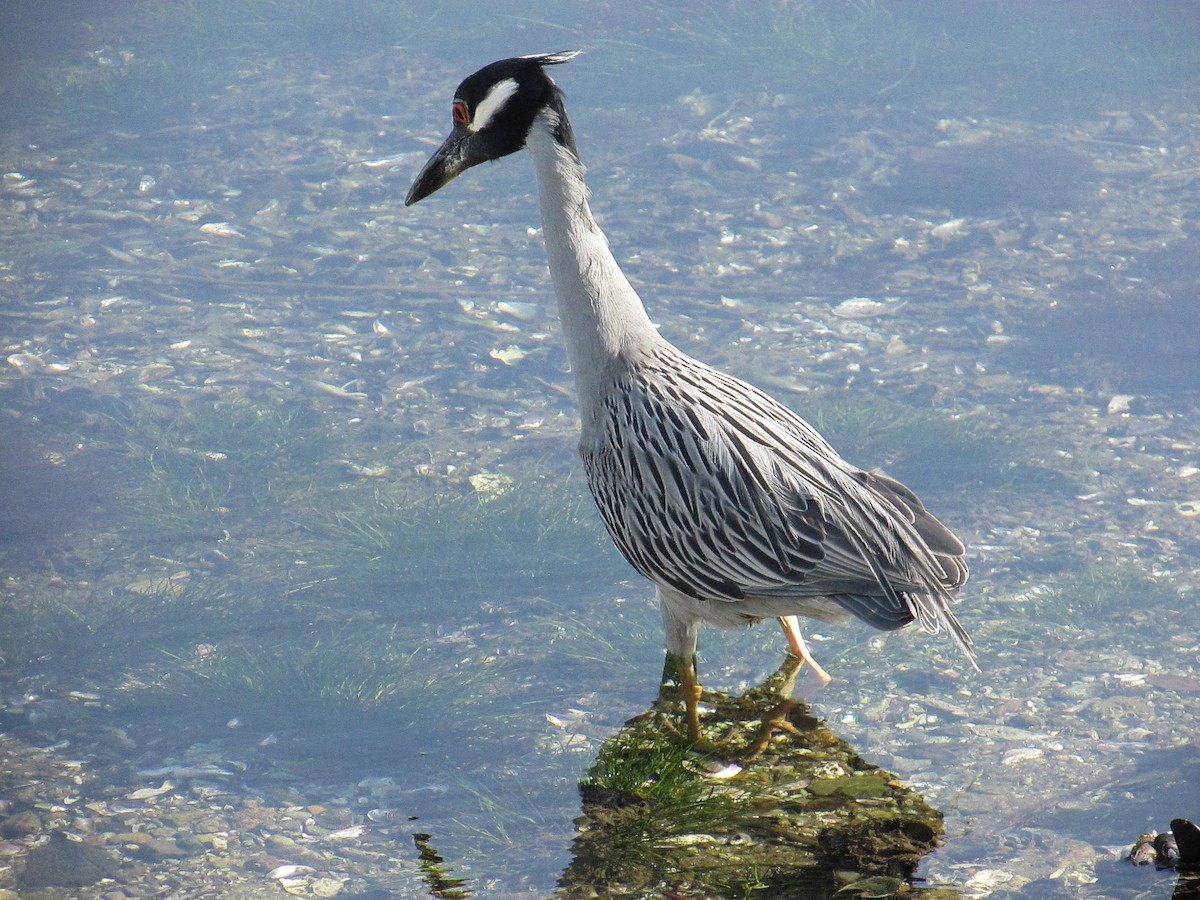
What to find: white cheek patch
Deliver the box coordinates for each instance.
[470,78,519,132]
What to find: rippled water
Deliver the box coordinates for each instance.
[1,1,1198,897]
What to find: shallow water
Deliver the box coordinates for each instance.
[1,1,1199,897]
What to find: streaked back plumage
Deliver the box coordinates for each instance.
[580,341,973,664]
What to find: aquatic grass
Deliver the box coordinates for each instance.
[0,560,239,678]
[1000,562,1177,630]
[567,695,790,890]
[809,394,1021,490]
[670,0,931,96]
[109,397,335,547]
[566,707,779,896]
[0,0,447,131]
[982,560,1190,679]
[527,596,661,676]
[303,480,614,612]
[585,728,715,808]
[3,553,533,738]
[663,0,1200,116]
[2,397,340,678]
[458,780,534,842]
[154,623,466,723]
[0,589,93,671]
[89,485,618,724]
[410,765,584,887]
[103,573,529,730]
[98,575,474,723]
[0,392,632,732]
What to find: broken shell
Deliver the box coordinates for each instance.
[490,345,528,365]
[1001,747,1044,765]
[269,864,318,880]
[311,877,347,898]
[7,352,48,372]
[1107,394,1135,415]
[307,380,368,401]
[496,301,539,321]
[931,217,967,240]
[199,222,244,238]
[705,762,744,780]
[832,298,889,318]
[126,781,174,800]
[322,825,367,842]
[469,472,514,495]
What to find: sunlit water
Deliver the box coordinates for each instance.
[1,1,1198,897]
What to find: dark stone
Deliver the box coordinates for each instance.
[19,831,117,889]
[1173,819,1200,869]
[0,809,41,838]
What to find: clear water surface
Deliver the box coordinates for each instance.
[1,1,1198,897]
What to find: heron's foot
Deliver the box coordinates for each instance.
[659,654,721,750]
[665,693,807,764]
[657,653,739,755]
[734,698,805,764]
[777,615,833,685]
[658,653,822,765]
[659,709,728,756]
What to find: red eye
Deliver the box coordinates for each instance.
[452,100,469,126]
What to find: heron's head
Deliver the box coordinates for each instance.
[405,51,580,206]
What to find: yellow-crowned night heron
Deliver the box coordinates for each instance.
[406,53,976,736]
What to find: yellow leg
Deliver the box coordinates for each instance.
[675,653,705,745]
[777,615,832,684]
[661,652,706,745]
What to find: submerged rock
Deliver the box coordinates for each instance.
[1128,819,1200,871]
[19,832,117,889]
[558,658,945,898]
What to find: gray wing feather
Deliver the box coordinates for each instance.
[581,347,973,661]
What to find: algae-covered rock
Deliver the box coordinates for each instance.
[558,658,949,898]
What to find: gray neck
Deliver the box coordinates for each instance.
[525,111,662,420]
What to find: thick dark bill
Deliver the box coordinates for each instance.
[405,130,485,206]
